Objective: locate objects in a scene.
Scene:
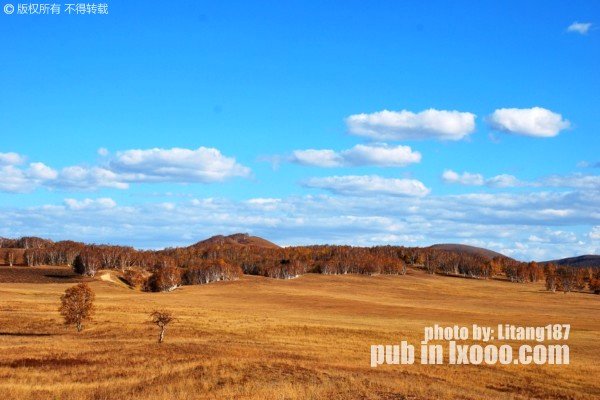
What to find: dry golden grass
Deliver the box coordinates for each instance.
[0,268,599,399]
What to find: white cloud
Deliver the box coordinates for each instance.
[442,170,485,186]
[346,109,476,141]
[28,162,58,180]
[291,144,422,167]
[97,147,109,156]
[64,198,117,211]
[488,107,570,137]
[442,170,599,190]
[529,228,578,244]
[590,226,600,240]
[246,198,282,211]
[0,163,59,192]
[0,152,26,166]
[56,166,128,190]
[0,190,598,260]
[567,22,592,35]
[442,170,525,188]
[303,175,430,197]
[110,147,250,183]
[0,166,29,192]
[485,174,523,188]
[291,149,342,167]
[539,208,572,217]
[341,144,422,166]
[542,174,600,190]
[0,147,251,193]
[247,198,281,205]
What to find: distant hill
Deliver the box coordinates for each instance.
[428,243,509,260]
[189,233,280,249]
[541,255,600,268]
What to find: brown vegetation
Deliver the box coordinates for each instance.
[1,234,598,295]
[150,310,174,343]
[0,266,88,284]
[59,283,95,332]
[0,271,598,399]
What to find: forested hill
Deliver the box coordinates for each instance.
[428,244,508,260]
[541,255,600,268]
[1,234,599,294]
[189,233,280,249]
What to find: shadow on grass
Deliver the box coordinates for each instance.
[44,274,79,279]
[0,331,55,337]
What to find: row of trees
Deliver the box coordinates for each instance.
[544,264,599,293]
[2,236,599,294]
[0,236,52,249]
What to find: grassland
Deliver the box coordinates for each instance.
[0,267,598,399]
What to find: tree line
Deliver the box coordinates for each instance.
[1,236,598,294]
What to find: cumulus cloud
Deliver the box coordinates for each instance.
[291,149,342,167]
[443,170,530,189]
[28,162,58,180]
[0,147,251,193]
[346,109,476,141]
[442,170,485,186]
[246,198,282,211]
[441,169,600,190]
[567,22,592,35]
[56,166,128,190]
[110,147,250,183]
[64,197,117,211]
[290,144,422,167]
[0,166,30,192]
[303,175,430,197]
[0,189,598,260]
[0,152,26,166]
[442,170,599,190]
[488,107,570,137]
[0,162,59,192]
[542,173,600,190]
[485,174,525,188]
[528,229,578,244]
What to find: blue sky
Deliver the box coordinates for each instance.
[1,1,599,260]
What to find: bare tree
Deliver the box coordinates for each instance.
[6,250,15,267]
[150,310,174,343]
[59,283,95,332]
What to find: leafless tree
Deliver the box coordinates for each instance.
[6,250,15,267]
[150,310,174,343]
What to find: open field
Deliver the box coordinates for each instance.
[0,266,89,284]
[0,267,599,399]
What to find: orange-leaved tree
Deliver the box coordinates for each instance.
[59,283,95,332]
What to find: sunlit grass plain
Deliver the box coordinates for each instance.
[0,267,598,399]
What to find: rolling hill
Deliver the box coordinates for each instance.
[188,233,280,249]
[541,255,600,268]
[428,243,509,260]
